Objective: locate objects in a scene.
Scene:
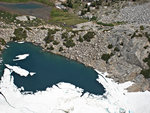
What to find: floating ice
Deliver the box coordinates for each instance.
[17,42,24,44]
[5,64,29,77]
[29,72,36,76]
[13,54,29,61]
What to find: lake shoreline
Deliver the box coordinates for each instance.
[0,20,150,92]
[0,1,150,92]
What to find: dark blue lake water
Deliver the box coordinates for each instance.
[0,42,105,95]
[0,2,43,9]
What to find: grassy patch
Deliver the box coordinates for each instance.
[44,29,57,43]
[11,28,27,41]
[50,8,87,26]
[113,21,126,25]
[97,21,114,27]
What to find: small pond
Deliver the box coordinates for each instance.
[0,2,51,20]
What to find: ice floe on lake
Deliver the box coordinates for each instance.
[29,72,36,76]
[13,54,29,61]
[5,64,35,77]
[0,68,149,113]
[17,41,24,44]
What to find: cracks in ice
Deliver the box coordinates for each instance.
[0,92,35,113]
[0,92,15,108]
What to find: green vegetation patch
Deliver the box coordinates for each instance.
[50,8,87,26]
[145,32,150,42]
[83,31,95,42]
[59,46,63,52]
[78,36,83,42]
[113,21,126,25]
[140,25,144,30]
[44,29,57,43]
[108,44,113,49]
[0,10,44,27]
[20,17,44,27]
[53,40,59,45]
[101,53,114,63]
[97,21,125,26]
[0,10,17,24]
[63,38,75,48]
[62,32,68,39]
[0,38,6,45]
[141,53,150,78]
[140,69,150,78]
[97,21,114,27]
[11,28,27,41]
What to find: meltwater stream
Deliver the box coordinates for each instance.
[0,42,105,95]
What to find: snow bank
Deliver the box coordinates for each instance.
[95,69,150,113]
[0,68,149,113]
[13,54,29,61]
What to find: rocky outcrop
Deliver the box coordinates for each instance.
[97,2,150,24]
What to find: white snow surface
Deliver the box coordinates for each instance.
[13,54,29,61]
[0,68,150,113]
